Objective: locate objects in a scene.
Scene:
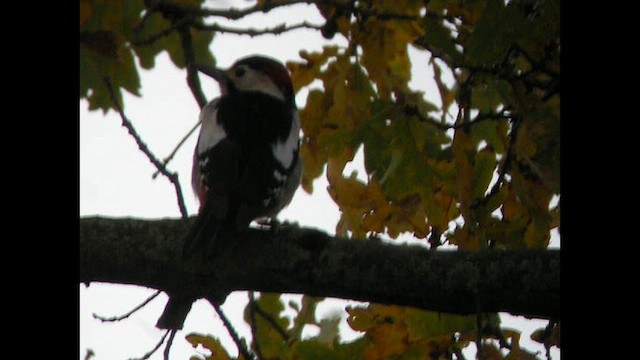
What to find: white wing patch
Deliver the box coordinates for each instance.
[197,99,227,155]
[271,112,300,169]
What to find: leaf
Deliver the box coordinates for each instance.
[470,117,509,155]
[287,46,340,92]
[290,296,323,339]
[464,0,528,65]
[478,342,505,360]
[79,0,146,112]
[294,337,369,360]
[299,89,331,193]
[185,333,231,360]
[530,322,560,348]
[431,60,456,119]
[346,306,375,332]
[131,12,176,69]
[293,340,336,360]
[405,309,476,341]
[80,37,141,113]
[355,2,422,98]
[449,222,481,250]
[472,148,497,200]
[420,16,463,64]
[329,171,387,238]
[363,321,409,360]
[386,194,428,239]
[316,315,342,345]
[244,293,291,359]
[471,75,513,113]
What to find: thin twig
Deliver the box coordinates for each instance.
[452,347,467,360]
[250,297,290,341]
[132,16,190,46]
[152,119,202,179]
[470,115,521,210]
[103,77,189,218]
[128,330,170,360]
[154,0,418,23]
[210,300,255,360]
[169,0,352,20]
[248,292,265,360]
[192,21,323,37]
[93,290,162,322]
[542,319,557,360]
[476,311,483,360]
[406,105,511,130]
[514,44,560,79]
[164,330,177,360]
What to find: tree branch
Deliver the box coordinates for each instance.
[192,21,323,37]
[405,105,511,130]
[93,290,162,322]
[80,217,560,320]
[153,0,343,21]
[176,24,208,109]
[210,300,255,360]
[103,78,189,218]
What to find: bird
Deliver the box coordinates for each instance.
[156,55,302,330]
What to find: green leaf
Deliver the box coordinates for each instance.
[290,296,323,339]
[80,38,141,113]
[472,148,497,200]
[405,309,476,341]
[294,340,336,360]
[471,76,513,113]
[470,118,508,155]
[244,294,291,359]
[131,12,174,70]
[465,0,527,65]
[420,16,463,64]
[316,315,342,345]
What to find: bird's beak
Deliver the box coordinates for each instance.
[196,64,229,84]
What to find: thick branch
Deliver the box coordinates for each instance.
[79,217,560,319]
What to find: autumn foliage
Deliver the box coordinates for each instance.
[80,0,560,358]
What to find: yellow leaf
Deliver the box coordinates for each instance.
[346,306,375,332]
[387,195,428,239]
[364,322,409,360]
[287,46,339,92]
[479,342,504,360]
[451,223,481,250]
[502,185,528,223]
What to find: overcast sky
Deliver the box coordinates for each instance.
[79,2,560,359]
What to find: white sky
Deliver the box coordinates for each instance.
[80,2,560,359]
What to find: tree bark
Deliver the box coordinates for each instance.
[79,216,560,320]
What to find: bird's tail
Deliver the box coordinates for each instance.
[182,202,238,260]
[157,206,238,330]
[156,294,194,330]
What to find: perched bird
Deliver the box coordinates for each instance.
[156,55,302,330]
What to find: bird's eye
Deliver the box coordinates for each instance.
[234,67,246,78]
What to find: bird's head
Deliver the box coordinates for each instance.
[197,55,296,107]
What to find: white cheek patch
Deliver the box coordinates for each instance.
[235,70,286,102]
[197,99,227,155]
[271,112,300,169]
